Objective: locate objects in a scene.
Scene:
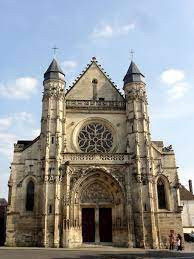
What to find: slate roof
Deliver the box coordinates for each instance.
[123,61,145,85]
[45,59,64,74]
[17,136,40,151]
[66,57,124,99]
[180,184,194,200]
[44,59,65,81]
[17,140,33,147]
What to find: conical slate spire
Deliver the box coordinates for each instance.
[44,59,65,81]
[123,61,145,85]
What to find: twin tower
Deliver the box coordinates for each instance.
[6,57,183,248]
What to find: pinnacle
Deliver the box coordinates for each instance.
[123,60,145,85]
[44,59,65,81]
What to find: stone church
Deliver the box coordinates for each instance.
[6,57,183,248]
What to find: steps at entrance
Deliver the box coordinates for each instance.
[81,243,113,248]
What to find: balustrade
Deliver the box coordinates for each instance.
[66,99,126,110]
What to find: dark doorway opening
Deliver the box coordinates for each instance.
[99,208,112,242]
[82,208,95,242]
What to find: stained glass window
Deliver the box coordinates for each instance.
[78,122,113,153]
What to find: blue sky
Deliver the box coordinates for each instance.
[0,0,194,198]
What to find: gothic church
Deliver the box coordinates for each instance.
[6,57,183,248]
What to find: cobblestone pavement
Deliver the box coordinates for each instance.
[0,245,194,259]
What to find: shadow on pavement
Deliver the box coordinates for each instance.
[52,251,194,259]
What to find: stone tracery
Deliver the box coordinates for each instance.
[78,122,113,153]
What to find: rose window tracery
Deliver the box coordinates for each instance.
[78,122,113,153]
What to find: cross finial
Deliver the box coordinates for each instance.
[52,45,59,57]
[130,49,135,61]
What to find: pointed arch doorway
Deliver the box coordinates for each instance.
[70,169,126,246]
[82,206,112,243]
[81,181,113,243]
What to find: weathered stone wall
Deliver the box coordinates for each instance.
[66,62,124,102]
[157,212,183,248]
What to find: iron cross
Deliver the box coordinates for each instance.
[52,45,59,57]
[130,49,135,61]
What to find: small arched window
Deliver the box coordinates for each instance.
[92,78,98,84]
[157,179,167,209]
[26,180,35,211]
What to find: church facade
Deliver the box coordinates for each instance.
[6,57,183,248]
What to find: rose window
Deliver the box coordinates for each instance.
[78,122,113,153]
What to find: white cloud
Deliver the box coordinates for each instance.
[160,69,184,85]
[92,25,113,38]
[32,128,40,138]
[61,60,78,72]
[167,82,190,100]
[0,132,17,158]
[91,22,135,39]
[13,112,34,123]
[160,69,190,101]
[0,77,38,99]
[0,112,36,159]
[0,117,12,130]
[0,112,33,130]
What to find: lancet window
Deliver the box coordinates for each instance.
[157,178,167,209]
[26,180,35,211]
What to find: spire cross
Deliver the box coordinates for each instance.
[52,45,59,57]
[130,49,135,61]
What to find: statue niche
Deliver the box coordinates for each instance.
[80,182,113,204]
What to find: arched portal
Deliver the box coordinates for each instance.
[67,169,127,246]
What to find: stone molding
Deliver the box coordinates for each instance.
[66,99,126,110]
[62,153,129,164]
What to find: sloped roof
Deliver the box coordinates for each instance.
[44,58,64,75]
[17,135,40,151]
[123,61,145,85]
[180,185,194,200]
[66,57,124,99]
[44,59,65,81]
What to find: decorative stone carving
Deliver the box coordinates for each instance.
[127,88,147,102]
[78,122,113,153]
[81,182,113,203]
[135,174,142,183]
[66,99,126,110]
[69,166,126,191]
[64,194,70,205]
[162,145,173,152]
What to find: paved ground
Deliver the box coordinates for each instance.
[0,244,194,259]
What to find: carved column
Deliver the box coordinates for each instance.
[42,96,51,247]
[95,206,100,243]
[132,97,145,248]
[63,164,71,247]
[125,165,135,247]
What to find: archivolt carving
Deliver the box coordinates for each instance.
[81,182,113,203]
[69,166,126,191]
[69,167,126,207]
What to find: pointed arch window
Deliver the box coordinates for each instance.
[157,178,167,209]
[26,180,35,211]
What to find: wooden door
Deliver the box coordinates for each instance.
[82,208,95,242]
[99,208,112,242]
